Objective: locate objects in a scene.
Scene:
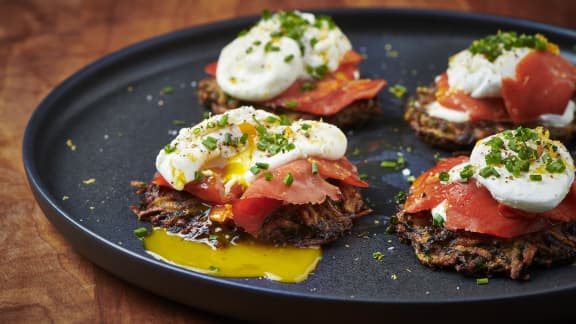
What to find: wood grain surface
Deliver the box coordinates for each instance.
[1,0,574,322]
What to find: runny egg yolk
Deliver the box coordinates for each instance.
[222,122,256,188]
[223,144,253,188]
[143,228,322,283]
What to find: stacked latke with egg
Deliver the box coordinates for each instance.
[405,31,576,149]
[390,127,576,279]
[131,106,372,247]
[198,10,386,128]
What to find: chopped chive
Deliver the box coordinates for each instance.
[380,160,397,168]
[432,212,444,226]
[172,119,186,126]
[237,29,248,37]
[261,9,272,20]
[485,149,502,165]
[268,144,281,155]
[300,82,316,92]
[239,132,248,144]
[255,124,267,134]
[279,115,291,126]
[388,84,407,98]
[163,143,178,153]
[255,162,269,170]
[161,86,174,95]
[485,136,504,149]
[265,116,278,123]
[460,164,474,180]
[217,114,229,127]
[476,278,489,285]
[469,31,551,62]
[301,123,311,130]
[192,127,202,135]
[250,165,261,175]
[479,166,500,178]
[223,133,233,145]
[284,100,299,108]
[546,158,566,173]
[264,41,280,52]
[311,161,319,175]
[396,153,406,166]
[283,172,294,186]
[284,54,294,63]
[133,227,148,238]
[264,172,274,181]
[202,136,218,150]
[529,174,542,181]
[395,190,407,204]
[372,251,384,261]
[438,171,449,181]
[194,171,204,181]
[310,37,318,47]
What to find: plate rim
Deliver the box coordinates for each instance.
[22,7,576,321]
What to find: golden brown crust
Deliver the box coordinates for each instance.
[389,208,576,280]
[130,182,372,247]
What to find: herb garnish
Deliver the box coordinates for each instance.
[438,171,449,182]
[300,82,317,92]
[133,227,148,238]
[311,161,319,175]
[432,212,444,227]
[163,143,178,153]
[202,136,218,151]
[283,172,294,186]
[380,153,406,169]
[389,84,407,98]
[482,127,569,179]
[395,190,407,204]
[459,164,474,182]
[469,31,552,62]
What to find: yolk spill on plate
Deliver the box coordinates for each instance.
[143,228,322,283]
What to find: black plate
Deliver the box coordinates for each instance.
[23,8,576,322]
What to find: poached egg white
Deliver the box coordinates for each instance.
[216,11,352,102]
[443,127,575,213]
[155,106,347,191]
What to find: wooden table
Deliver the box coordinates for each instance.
[1,0,575,322]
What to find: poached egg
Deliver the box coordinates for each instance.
[215,10,352,101]
[444,127,574,213]
[426,47,575,126]
[155,106,347,191]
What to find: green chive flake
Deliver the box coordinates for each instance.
[529,174,542,181]
[438,171,449,182]
[163,143,178,154]
[202,136,218,151]
[311,161,319,175]
[133,227,148,238]
[283,172,294,186]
